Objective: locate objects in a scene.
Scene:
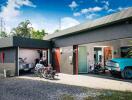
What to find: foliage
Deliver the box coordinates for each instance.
[11,20,33,38]
[0,31,8,37]
[31,29,47,40]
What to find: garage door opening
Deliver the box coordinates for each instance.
[18,48,48,76]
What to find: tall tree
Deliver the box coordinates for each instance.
[31,29,47,40]
[11,20,33,38]
[0,31,8,37]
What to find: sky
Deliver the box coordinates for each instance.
[0,0,132,34]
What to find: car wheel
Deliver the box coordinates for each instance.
[110,71,115,76]
[121,68,132,79]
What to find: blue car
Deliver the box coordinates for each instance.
[106,58,132,79]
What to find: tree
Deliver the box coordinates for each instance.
[54,29,60,33]
[0,31,8,37]
[11,20,33,38]
[31,29,47,40]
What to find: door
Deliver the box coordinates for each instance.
[104,47,112,66]
[78,46,88,73]
[94,48,102,64]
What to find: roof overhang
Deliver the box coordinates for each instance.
[0,36,51,49]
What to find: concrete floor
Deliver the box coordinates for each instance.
[18,73,132,92]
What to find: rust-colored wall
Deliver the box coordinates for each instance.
[53,48,60,72]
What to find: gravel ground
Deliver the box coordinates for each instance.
[0,77,103,100]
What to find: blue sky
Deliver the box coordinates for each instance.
[0,0,132,34]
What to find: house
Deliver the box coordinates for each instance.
[0,8,132,76]
[44,7,132,75]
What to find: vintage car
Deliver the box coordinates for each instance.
[19,58,34,71]
[106,58,132,79]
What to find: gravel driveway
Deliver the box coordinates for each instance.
[0,73,132,100]
[0,77,104,100]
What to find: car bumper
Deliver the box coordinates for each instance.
[107,66,121,72]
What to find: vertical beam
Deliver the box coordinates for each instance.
[53,48,60,72]
[48,49,50,64]
[73,45,78,75]
[17,47,19,76]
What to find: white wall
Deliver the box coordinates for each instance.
[19,49,39,64]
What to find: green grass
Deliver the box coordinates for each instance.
[59,94,74,100]
[84,91,132,100]
[59,90,132,100]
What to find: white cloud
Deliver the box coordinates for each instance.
[61,17,80,30]
[0,0,36,34]
[0,0,36,21]
[81,8,89,14]
[4,14,59,34]
[117,7,128,11]
[31,18,59,34]
[73,12,81,16]
[69,1,78,9]
[107,9,115,13]
[16,0,36,7]
[81,6,103,14]
[102,0,109,10]
[86,13,99,20]
[102,1,109,6]
[92,7,103,11]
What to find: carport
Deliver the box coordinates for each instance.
[0,36,51,76]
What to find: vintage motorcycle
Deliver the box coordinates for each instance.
[35,64,58,79]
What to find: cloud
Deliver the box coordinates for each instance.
[73,12,81,16]
[107,9,116,13]
[73,6,103,18]
[69,1,78,9]
[81,6,103,14]
[16,0,36,7]
[61,17,80,30]
[107,7,129,13]
[102,0,109,10]
[0,0,36,21]
[0,0,36,34]
[86,13,99,20]
[81,8,89,14]
[117,7,129,11]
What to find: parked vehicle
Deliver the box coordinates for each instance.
[19,58,34,71]
[42,67,57,79]
[106,58,132,79]
[35,63,58,79]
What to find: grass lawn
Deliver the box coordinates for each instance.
[84,91,132,100]
[60,89,132,100]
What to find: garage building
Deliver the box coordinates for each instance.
[0,36,51,76]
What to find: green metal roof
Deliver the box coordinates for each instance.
[44,7,132,40]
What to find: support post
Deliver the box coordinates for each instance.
[73,45,78,75]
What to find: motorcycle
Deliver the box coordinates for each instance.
[35,64,58,79]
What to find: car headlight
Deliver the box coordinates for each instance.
[115,63,119,67]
